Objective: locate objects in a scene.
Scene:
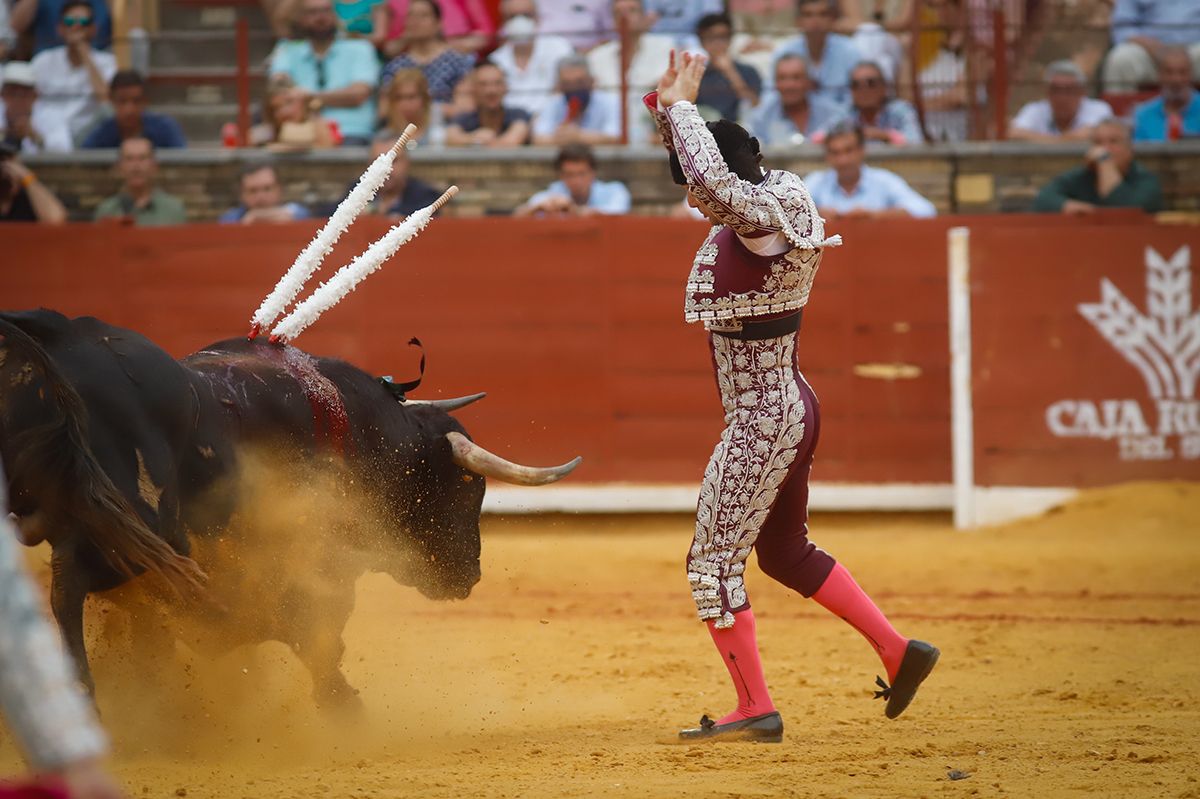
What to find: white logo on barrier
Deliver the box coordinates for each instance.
[1046,246,1200,461]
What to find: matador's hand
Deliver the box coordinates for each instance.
[657,50,707,107]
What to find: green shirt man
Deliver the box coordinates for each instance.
[94,188,187,226]
[93,136,187,226]
[1033,119,1163,214]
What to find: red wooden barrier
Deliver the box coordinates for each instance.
[7,215,1190,491]
[968,223,1200,487]
[0,217,954,485]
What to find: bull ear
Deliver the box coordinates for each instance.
[446,432,581,486]
[405,392,487,412]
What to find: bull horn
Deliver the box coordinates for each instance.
[446,432,581,486]
[406,392,487,412]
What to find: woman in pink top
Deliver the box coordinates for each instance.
[378,0,495,56]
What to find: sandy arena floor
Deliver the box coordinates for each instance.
[2,482,1199,798]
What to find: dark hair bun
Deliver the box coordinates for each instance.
[706,120,765,184]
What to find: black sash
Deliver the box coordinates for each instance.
[711,311,803,341]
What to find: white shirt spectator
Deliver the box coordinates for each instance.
[0,101,73,153]
[532,89,623,140]
[30,46,117,144]
[803,165,937,218]
[490,33,576,117]
[1011,97,1114,137]
[526,178,631,214]
[1,62,73,153]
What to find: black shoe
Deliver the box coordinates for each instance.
[874,640,940,719]
[678,711,783,743]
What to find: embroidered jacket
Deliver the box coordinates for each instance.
[645,92,840,324]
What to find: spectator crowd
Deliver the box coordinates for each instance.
[1,0,1198,224]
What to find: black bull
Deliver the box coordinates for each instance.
[0,309,579,704]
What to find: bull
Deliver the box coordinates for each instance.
[0,308,579,706]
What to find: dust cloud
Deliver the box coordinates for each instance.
[80,447,435,766]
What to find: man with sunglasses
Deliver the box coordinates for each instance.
[9,0,113,56]
[30,0,115,146]
[814,59,921,146]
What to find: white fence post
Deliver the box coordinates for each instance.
[948,227,976,530]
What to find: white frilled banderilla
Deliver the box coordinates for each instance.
[246,124,459,344]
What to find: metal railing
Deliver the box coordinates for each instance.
[59,0,1199,146]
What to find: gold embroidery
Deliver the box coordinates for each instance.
[665,102,836,249]
[686,227,720,295]
[684,247,824,324]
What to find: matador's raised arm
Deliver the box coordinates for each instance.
[643,91,839,251]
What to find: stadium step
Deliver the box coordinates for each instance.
[146,66,266,106]
[149,29,277,71]
[156,1,270,33]
[155,100,242,145]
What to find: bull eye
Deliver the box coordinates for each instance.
[462,474,474,483]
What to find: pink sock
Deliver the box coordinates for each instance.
[706,609,776,724]
[812,563,909,682]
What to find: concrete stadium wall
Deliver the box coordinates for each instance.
[22,141,1200,223]
[4,215,1198,509]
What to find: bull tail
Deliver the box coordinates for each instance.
[0,316,206,594]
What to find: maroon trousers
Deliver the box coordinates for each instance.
[751,367,836,599]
